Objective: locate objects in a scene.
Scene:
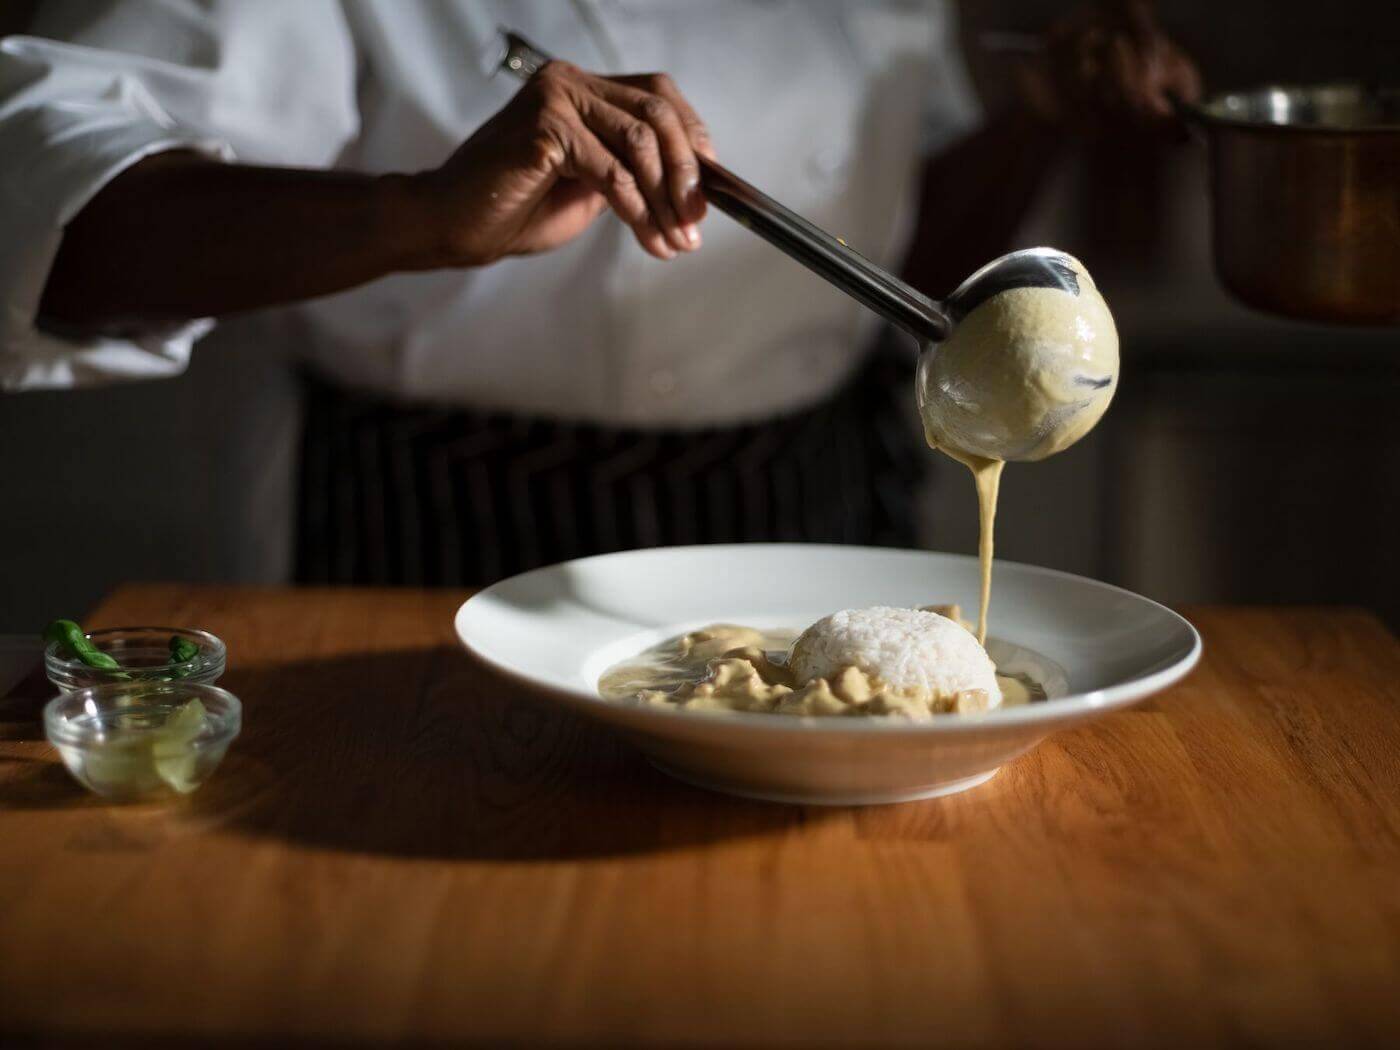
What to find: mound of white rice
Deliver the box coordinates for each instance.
[789,607,1001,705]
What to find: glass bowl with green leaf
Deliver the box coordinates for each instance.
[43,621,226,693]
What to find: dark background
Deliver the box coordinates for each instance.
[2,0,1397,629]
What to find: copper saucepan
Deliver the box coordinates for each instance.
[1180,83,1400,325]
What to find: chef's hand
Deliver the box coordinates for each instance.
[419,61,714,265]
[1017,0,1201,128]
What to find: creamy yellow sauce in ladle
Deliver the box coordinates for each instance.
[917,251,1119,645]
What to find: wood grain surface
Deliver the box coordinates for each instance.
[2,585,1399,1047]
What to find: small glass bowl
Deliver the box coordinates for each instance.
[44,681,241,800]
[45,626,226,693]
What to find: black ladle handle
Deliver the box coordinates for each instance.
[698,159,950,342]
[500,31,951,343]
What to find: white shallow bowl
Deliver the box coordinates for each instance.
[456,544,1201,806]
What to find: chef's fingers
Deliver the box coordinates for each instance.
[1162,46,1203,104]
[560,124,676,259]
[1109,34,1168,118]
[1116,2,1201,116]
[1129,36,1198,118]
[613,72,716,218]
[617,74,715,160]
[592,75,703,237]
[533,65,675,259]
[574,89,694,252]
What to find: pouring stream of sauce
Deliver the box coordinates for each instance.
[969,456,1004,648]
[936,447,1004,647]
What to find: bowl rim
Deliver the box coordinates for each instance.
[455,543,1204,737]
[44,625,227,680]
[43,680,242,750]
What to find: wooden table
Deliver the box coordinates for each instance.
[2,586,1399,1047]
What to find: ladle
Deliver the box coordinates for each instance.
[500,32,1096,459]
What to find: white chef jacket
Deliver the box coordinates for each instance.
[0,0,979,426]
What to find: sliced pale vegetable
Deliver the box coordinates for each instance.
[70,698,211,797]
[152,699,209,793]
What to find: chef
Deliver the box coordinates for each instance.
[0,1,1197,586]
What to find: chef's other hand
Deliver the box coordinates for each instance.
[420,61,714,265]
[1018,0,1201,128]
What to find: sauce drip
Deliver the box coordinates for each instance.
[921,446,1003,646]
[968,456,1003,647]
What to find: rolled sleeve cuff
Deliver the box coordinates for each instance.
[1,122,233,391]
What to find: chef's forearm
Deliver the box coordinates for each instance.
[901,108,1065,298]
[38,152,445,327]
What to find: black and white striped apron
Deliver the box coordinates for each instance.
[296,350,925,587]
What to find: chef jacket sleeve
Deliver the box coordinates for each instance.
[0,0,359,391]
